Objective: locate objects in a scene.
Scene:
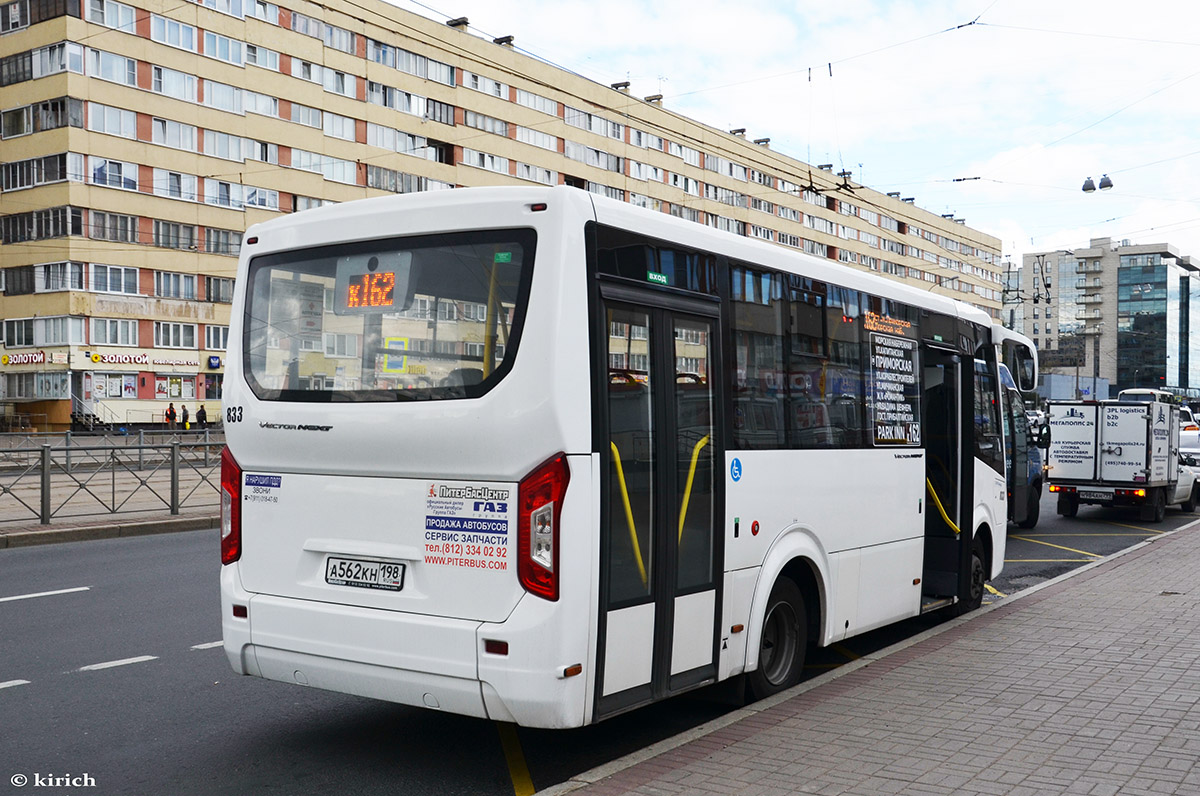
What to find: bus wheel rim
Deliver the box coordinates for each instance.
[761,601,799,685]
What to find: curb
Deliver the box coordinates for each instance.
[0,515,217,549]
[534,519,1200,796]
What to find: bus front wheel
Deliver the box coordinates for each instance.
[747,578,807,701]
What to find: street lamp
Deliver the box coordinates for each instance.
[1082,175,1114,193]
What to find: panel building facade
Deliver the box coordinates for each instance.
[0,0,1005,429]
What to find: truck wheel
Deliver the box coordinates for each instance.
[1141,488,1167,523]
[747,578,807,701]
[1057,492,1079,518]
[1182,486,1198,514]
[1017,486,1041,529]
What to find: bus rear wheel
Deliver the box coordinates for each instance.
[748,578,807,701]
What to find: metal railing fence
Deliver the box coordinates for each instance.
[0,432,225,525]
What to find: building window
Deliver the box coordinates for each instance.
[204,276,233,303]
[86,48,135,85]
[155,271,196,299]
[205,325,229,350]
[90,211,136,242]
[244,43,278,70]
[203,31,243,65]
[90,263,138,294]
[152,220,196,250]
[152,117,197,151]
[91,317,138,346]
[87,103,135,138]
[324,333,357,357]
[152,66,197,101]
[150,15,196,50]
[154,321,197,348]
[204,228,240,255]
[90,157,137,190]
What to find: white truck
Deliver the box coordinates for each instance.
[1045,399,1199,522]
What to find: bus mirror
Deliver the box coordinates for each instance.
[1037,425,1051,449]
[1014,349,1036,392]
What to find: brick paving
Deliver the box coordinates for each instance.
[551,526,1200,796]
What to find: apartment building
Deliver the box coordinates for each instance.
[0,0,1006,430]
[1016,238,1200,398]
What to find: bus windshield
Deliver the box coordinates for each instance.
[243,228,536,401]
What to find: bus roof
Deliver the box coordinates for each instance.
[242,185,995,330]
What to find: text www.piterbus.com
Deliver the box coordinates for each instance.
[423,554,508,570]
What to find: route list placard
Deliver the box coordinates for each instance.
[870,332,921,446]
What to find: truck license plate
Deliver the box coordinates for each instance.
[1079,490,1108,500]
[325,557,405,591]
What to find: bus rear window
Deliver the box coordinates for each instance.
[243,229,535,401]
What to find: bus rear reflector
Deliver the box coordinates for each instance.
[517,453,570,601]
[220,446,242,565]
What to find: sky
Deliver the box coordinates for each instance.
[387,0,1200,269]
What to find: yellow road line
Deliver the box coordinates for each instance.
[1015,532,1154,537]
[831,643,860,661]
[1007,535,1103,558]
[985,584,1006,597]
[1103,521,1166,535]
[1005,558,1094,563]
[496,722,535,796]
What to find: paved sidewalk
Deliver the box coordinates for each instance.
[0,509,216,548]
[549,523,1200,796]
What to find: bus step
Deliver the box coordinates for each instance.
[920,595,956,614]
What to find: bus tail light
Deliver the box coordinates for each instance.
[517,453,570,601]
[220,446,242,565]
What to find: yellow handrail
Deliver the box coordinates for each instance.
[610,442,648,587]
[678,435,711,543]
[925,478,960,535]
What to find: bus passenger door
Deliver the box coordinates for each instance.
[920,346,969,604]
[596,292,721,718]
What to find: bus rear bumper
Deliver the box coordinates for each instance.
[220,568,589,727]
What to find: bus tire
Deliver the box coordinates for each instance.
[747,578,807,701]
[951,538,986,616]
[1017,486,1041,529]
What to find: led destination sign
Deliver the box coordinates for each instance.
[334,251,412,315]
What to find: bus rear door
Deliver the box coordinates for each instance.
[594,285,722,718]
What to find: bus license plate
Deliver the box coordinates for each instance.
[325,557,406,591]
[1079,490,1109,501]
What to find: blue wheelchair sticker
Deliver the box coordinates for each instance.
[730,458,743,482]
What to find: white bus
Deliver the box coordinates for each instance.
[220,186,1037,728]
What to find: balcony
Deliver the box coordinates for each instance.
[1076,263,1103,274]
[1079,294,1104,304]
[1076,309,1103,320]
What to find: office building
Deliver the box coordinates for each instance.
[1016,238,1200,398]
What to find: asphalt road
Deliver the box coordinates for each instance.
[2,493,1191,796]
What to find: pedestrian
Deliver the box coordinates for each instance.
[196,405,207,429]
[165,402,177,430]
[181,404,190,430]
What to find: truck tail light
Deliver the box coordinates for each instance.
[220,446,242,565]
[517,453,570,601]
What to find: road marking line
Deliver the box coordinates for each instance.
[190,641,223,650]
[1015,532,1155,537]
[1005,558,1095,563]
[1008,535,1103,558]
[985,584,1006,597]
[496,722,535,796]
[1104,521,1166,534]
[0,680,31,689]
[831,643,860,661]
[0,586,90,603]
[78,655,158,672]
